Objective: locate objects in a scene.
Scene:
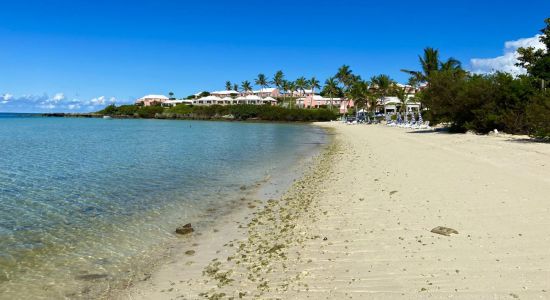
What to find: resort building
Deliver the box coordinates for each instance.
[210,90,240,98]
[135,95,169,106]
[377,93,420,114]
[161,99,194,107]
[192,95,277,106]
[297,95,343,108]
[252,88,280,98]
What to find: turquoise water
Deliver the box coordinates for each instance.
[0,114,326,299]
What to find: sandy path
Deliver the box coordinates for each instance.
[119,123,550,299]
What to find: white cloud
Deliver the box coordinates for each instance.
[0,93,119,112]
[89,96,106,106]
[1,93,13,101]
[52,93,65,102]
[470,35,546,75]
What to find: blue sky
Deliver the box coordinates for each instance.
[1,0,549,112]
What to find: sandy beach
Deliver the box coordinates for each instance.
[118,123,550,299]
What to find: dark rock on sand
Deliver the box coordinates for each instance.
[431,226,459,236]
[185,250,196,255]
[176,223,194,235]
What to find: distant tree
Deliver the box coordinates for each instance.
[168,92,175,100]
[225,81,232,91]
[272,70,285,92]
[233,83,239,92]
[309,77,320,96]
[370,74,396,98]
[348,80,369,117]
[295,77,308,96]
[287,80,297,108]
[241,80,252,94]
[336,65,354,92]
[517,18,550,85]
[199,91,210,97]
[255,74,269,94]
[401,47,464,83]
[322,77,340,109]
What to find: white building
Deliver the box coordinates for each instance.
[161,99,194,107]
[210,90,240,97]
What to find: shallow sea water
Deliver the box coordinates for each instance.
[0,115,326,299]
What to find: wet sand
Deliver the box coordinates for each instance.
[118,122,550,299]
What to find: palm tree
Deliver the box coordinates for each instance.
[309,77,320,95]
[281,80,290,107]
[394,85,409,115]
[233,83,239,92]
[168,91,175,100]
[287,81,297,108]
[308,77,321,108]
[371,75,397,114]
[272,70,284,91]
[401,47,463,83]
[295,77,308,97]
[348,80,369,118]
[225,81,232,91]
[241,80,252,94]
[255,74,269,96]
[322,77,339,109]
[370,74,395,97]
[336,65,353,91]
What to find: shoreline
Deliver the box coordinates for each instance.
[107,126,332,299]
[118,122,549,299]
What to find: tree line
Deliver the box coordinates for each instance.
[414,18,550,138]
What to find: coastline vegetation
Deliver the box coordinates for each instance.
[96,17,550,138]
[98,104,339,122]
[409,18,550,138]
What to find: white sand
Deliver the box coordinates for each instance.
[117,123,550,299]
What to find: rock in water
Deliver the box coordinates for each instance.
[176,223,194,235]
[430,226,458,236]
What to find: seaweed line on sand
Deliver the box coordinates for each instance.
[198,137,341,299]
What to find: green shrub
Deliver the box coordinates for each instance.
[526,92,550,139]
[97,104,338,122]
[420,72,539,134]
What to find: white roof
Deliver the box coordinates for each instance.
[300,95,342,101]
[198,95,222,101]
[164,99,192,104]
[382,97,401,105]
[235,96,246,100]
[139,94,169,100]
[211,90,239,95]
[253,88,277,93]
[245,95,262,100]
[221,97,233,100]
[263,96,277,101]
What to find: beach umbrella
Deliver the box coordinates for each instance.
[410,112,416,123]
[418,112,423,124]
[404,111,408,123]
[397,113,402,123]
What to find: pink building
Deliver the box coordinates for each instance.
[253,88,280,98]
[135,95,169,106]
